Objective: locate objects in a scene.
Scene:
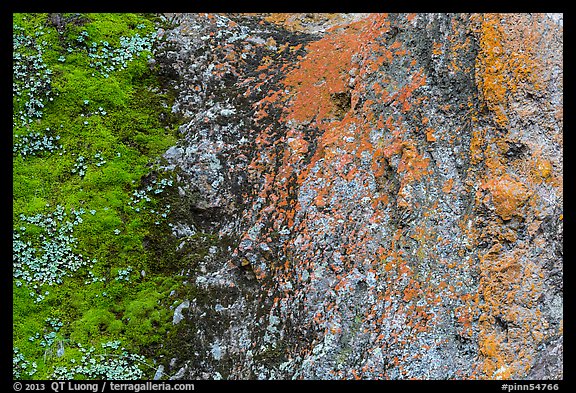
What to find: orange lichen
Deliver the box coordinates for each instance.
[282,20,365,124]
[397,144,430,183]
[473,15,509,128]
[466,13,562,380]
[425,127,437,142]
[473,13,544,129]
[469,129,485,165]
[221,12,562,380]
[483,174,530,221]
[442,178,454,194]
[534,157,553,180]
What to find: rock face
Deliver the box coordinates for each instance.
[155,13,563,379]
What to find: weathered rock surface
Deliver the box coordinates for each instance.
[155,13,562,380]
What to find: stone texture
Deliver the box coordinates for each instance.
[153,365,165,380]
[172,300,189,325]
[155,13,562,380]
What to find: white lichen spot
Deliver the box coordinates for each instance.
[210,342,223,360]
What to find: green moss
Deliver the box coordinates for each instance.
[55,69,130,111]
[12,12,198,380]
[122,288,170,346]
[83,163,132,190]
[70,309,118,343]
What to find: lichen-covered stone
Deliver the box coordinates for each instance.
[156,13,562,380]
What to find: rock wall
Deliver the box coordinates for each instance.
[155,13,563,379]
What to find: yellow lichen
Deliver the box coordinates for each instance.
[473,13,543,130]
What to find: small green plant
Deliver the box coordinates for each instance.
[51,341,148,380]
[13,24,54,126]
[85,30,157,78]
[13,129,63,158]
[13,205,96,302]
[128,175,173,222]
[13,347,38,379]
[115,266,133,281]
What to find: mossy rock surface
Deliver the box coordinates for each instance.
[12,13,211,380]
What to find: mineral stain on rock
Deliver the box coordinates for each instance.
[156,13,562,380]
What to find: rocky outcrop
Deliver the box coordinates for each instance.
[155,13,562,379]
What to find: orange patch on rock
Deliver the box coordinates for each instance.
[282,20,366,124]
[398,144,430,182]
[483,174,530,220]
[442,178,454,194]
